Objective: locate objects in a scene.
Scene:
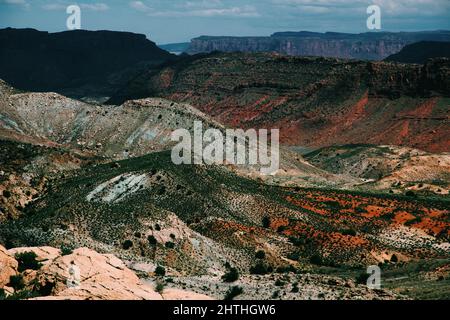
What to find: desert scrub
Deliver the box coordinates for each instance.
[222,267,239,283]
[155,266,166,277]
[224,286,243,301]
[9,274,25,291]
[15,251,42,272]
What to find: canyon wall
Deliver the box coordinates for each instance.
[187,31,450,60]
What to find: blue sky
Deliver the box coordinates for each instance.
[0,0,449,44]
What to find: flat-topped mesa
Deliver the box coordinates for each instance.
[187,30,450,60]
[0,28,176,97]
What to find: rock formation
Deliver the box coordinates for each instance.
[187,31,450,60]
[0,245,212,300]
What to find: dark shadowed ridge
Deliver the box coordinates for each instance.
[385,41,450,64]
[0,28,177,99]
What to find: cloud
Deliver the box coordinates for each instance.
[270,0,450,16]
[129,1,150,12]
[42,2,109,12]
[129,0,259,18]
[3,0,27,4]
[80,3,109,11]
[1,0,30,8]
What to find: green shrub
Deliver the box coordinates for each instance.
[262,216,270,228]
[155,281,165,294]
[274,279,285,287]
[147,235,157,246]
[165,241,175,249]
[255,250,266,259]
[224,286,243,301]
[356,272,369,285]
[341,229,357,237]
[2,190,12,198]
[15,252,42,272]
[309,254,323,265]
[222,267,239,283]
[60,245,73,256]
[9,275,25,291]
[249,262,271,275]
[155,266,166,277]
[287,252,300,261]
[276,265,296,274]
[405,190,416,197]
[122,240,133,250]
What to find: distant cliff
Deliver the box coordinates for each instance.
[385,41,450,64]
[0,28,175,99]
[187,31,450,60]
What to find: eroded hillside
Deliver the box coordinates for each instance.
[110,53,450,153]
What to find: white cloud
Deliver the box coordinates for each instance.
[42,2,109,12]
[271,0,450,16]
[129,1,151,12]
[129,1,259,18]
[1,0,30,8]
[41,3,66,10]
[80,3,109,11]
[3,0,27,4]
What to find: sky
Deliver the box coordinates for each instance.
[0,0,449,44]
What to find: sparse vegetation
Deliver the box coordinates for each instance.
[255,250,266,259]
[222,267,239,283]
[15,251,42,272]
[341,229,357,237]
[250,262,272,275]
[224,286,243,301]
[309,254,323,266]
[122,240,133,250]
[165,241,175,249]
[9,274,25,291]
[147,235,157,246]
[262,216,270,228]
[155,281,165,294]
[356,272,369,285]
[155,266,166,277]
[2,190,11,198]
[60,244,73,256]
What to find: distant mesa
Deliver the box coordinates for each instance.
[0,28,176,100]
[185,30,450,60]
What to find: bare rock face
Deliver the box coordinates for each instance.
[161,288,214,300]
[0,245,18,287]
[187,31,450,60]
[33,247,163,300]
[0,245,214,300]
[0,245,212,300]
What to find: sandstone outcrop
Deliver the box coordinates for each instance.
[0,245,17,287]
[0,245,212,300]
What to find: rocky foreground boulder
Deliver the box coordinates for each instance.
[0,245,211,300]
